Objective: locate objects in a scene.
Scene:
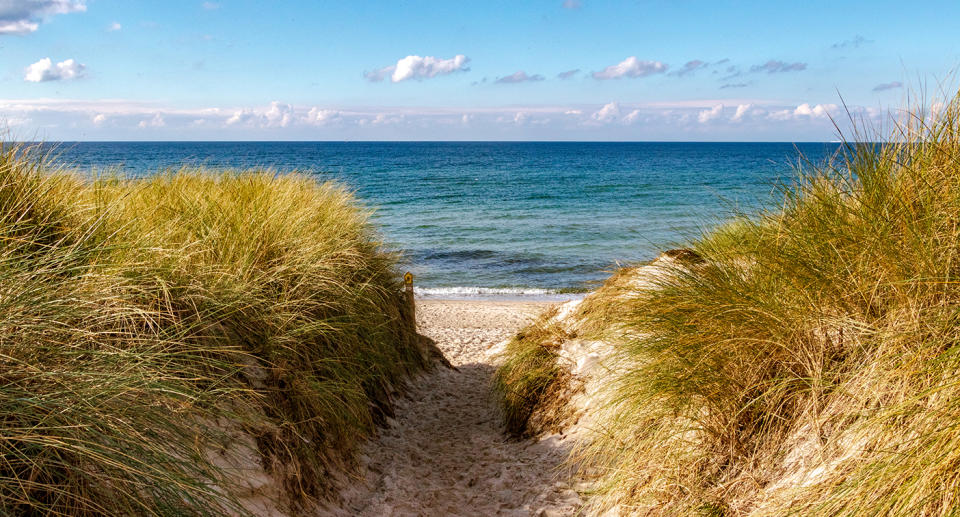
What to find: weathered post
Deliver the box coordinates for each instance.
[403,271,415,321]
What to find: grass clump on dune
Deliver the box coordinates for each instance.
[499,90,960,515]
[594,93,960,515]
[0,145,428,515]
[494,307,576,437]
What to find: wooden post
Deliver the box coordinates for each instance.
[403,271,415,321]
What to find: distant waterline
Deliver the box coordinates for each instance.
[46,142,839,298]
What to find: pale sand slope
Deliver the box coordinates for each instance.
[332,300,582,517]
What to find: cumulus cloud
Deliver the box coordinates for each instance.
[697,104,724,123]
[369,113,404,126]
[873,81,903,92]
[264,101,293,127]
[793,103,836,118]
[593,57,667,80]
[227,101,294,127]
[592,101,620,122]
[225,109,254,125]
[495,71,545,84]
[670,60,707,77]
[557,69,579,80]
[138,113,165,128]
[623,109,642,124]
[92,113,106,125]
[766,103,837,121]
[561,0,582,8]
[732,103,752,122]
[306,107,340,124]
[107,21,121,31]
[24,57,86,82]
[0,0,86,34]
[750,60,806,74]
[831,35,871,49]
[366,54,470,83]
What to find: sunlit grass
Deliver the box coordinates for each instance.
[498,89,960,515]
[0,145,427,515]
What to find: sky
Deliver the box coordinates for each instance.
[1,0,958,141]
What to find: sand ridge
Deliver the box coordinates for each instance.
[333,300,583,516]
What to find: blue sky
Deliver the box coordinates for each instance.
[1,0,958,140]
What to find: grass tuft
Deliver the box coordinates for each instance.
[493,307,576,437]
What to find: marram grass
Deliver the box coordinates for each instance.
[0,145,428,515]
[498,89,960,515]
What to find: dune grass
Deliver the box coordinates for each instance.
[497,90,960,515]
[493,306,575,437]
[0,145,428,515]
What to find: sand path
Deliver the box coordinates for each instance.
[334,300,581,517]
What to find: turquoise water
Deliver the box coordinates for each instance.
[49,142,839,297]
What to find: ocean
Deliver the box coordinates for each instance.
[47,142,839,298]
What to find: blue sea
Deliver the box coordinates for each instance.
[48,142,839,299]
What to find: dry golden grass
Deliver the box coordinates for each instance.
[0,145,428,515]
[498,90,960,515]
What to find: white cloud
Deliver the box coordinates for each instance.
[137,113,165,128]
[264,101,293,127]
[0,0,86,34]
[24,57,86,82]
[732,103,752,122]
[225,108,253,125]
[226,101,294,127]
[593,57,667,80]
[561,0,582,8]
[306,107,340,125]
[592,101,620,122]
[697,104,724,123]
[765,103,837,121]
[767,109,793,121]
[369,113,404,126]
[366,54,470,83]
[0,97,880,140]
[202,2,219,9]
[107,21,121,31]
[793,103,836,118]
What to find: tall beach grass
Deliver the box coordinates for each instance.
[0,145,428,515]
[498,89,960,515]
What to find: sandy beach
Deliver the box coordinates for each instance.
[334,299,583,517]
